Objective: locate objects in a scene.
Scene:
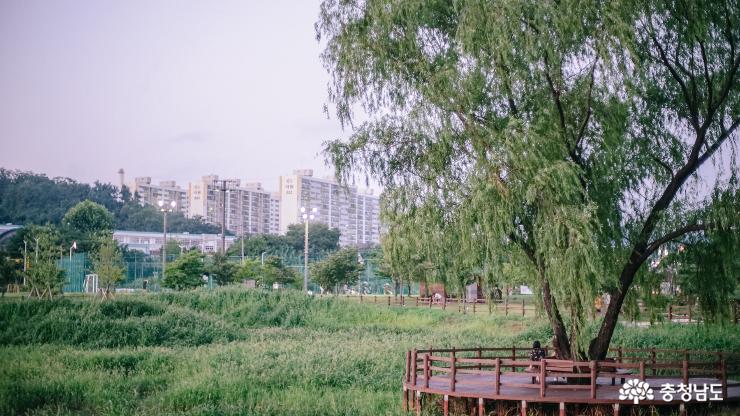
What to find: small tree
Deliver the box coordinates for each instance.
[208,253,237,286]
[25,227,65,299]
[311,248,364,293]
[261,256,298,287]
[92,238,125,299]
[163,251,206,290]
[235,259,262,283]
[0,251,22,297]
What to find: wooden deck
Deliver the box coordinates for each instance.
[402,346,740,415]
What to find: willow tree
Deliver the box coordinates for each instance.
[318,0,739,359]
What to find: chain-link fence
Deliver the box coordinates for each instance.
[57,250,402,294]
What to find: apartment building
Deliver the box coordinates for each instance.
[187,175,274,236]
[131,177,189,214]
[278,169,381,246]
[269,193,281,235]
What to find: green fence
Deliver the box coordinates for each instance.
[58,253,88,293]
[57,250,401,294]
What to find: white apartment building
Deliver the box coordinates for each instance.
[187,175,275,236]
[278,169,381,246]
[269,193,280,235]
[113,230,236,254]
[131,177,189,215]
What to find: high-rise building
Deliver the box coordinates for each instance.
[187,175,218,219]
[131,177,189,214]
[269,193,281,235]
[278,169,381,247]
[188,175,274,236]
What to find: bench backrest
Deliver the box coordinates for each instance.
[544,359,575,373]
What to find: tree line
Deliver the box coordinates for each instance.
[0,168,221,234]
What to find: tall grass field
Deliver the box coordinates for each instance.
[1,289,738,415]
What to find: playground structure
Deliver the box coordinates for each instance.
[402,346,739,416]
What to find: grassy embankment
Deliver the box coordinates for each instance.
[1,289,738,415]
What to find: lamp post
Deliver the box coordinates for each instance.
[68,241,77,286]
[301,206,317,292]
[158,200,177,280]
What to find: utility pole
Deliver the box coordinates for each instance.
[301,206,317,292]
[212,178,238,255]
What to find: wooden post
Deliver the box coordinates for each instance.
[679,403,686,416]
[612,403,620,416]
[559,402,565,416]
[520,400,527,416]
[415,391,421,416]
[651,348,656,376]
[478,398,484,416]
[473,302,476,314]
[720,358,727,399]
[374,295,377,303]
[639,361,645,381]
[540,360,546,398]
[402,386,408,412]
[443,395,449,416]
[521,299,525,317]
[682,351,689,385]
[688,303,692,323]
[477,346,482,371]
[505,298,508,315]
[617,346,623,364]
[411,350,418,387]
[494,358,501,395]
[443,297,447,310]
[668,304,673,321]
[415,297,419,307]
[450,349,456,392]
[388,296,391,306]
[590,361,597,399]
[405,351,411,383]
[424,354,430,388]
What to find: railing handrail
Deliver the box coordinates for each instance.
[405,346,734,400]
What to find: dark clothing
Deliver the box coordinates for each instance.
[529,347,546,362]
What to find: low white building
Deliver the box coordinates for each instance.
[113,230,236,254]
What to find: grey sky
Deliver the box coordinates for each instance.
[0,0,346,191]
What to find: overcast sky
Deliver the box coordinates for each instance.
[0,0,348,192]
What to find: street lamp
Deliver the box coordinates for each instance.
[158,200,177,281]
[301,206,317,292]
[68,241,77,285]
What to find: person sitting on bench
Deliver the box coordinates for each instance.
[528,340,546,370]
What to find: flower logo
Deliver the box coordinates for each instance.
[619,379,654,404]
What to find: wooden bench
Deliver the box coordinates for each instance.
[528,359,585,384]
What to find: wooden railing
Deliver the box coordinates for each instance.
[336,294,538,316]
[402,346,739,403]
[337,294,740,324]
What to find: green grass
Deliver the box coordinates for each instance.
[0,288,738,415]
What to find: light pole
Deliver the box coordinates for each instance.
[158,200,177,281]
[212,179,238,254]
[301,206,317,292]
[68,241,77,285]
